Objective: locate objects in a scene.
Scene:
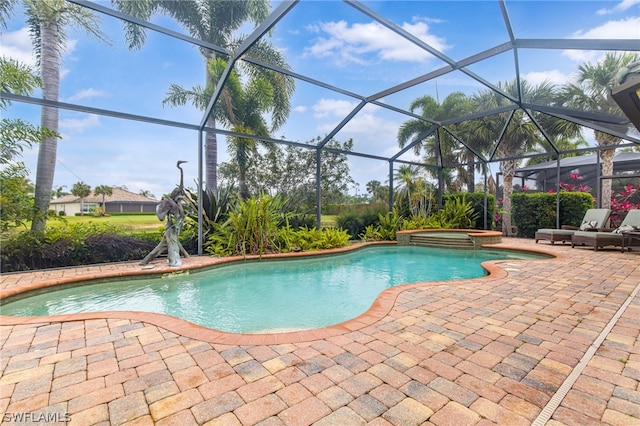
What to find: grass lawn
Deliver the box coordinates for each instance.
[47,214,163,232]
[321,215,337,227]
[18,214,338,235]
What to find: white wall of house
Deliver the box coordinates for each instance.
[51,202,98,216]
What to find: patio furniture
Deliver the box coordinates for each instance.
[622,230,640,252]
[571,209,640,252]
[535,208,611,244]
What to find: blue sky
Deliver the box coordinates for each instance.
[2,0,639,198]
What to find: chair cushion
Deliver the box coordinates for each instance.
[613,224,638,233]
[579,220,598,231]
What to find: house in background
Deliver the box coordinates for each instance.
[50,187,158,216]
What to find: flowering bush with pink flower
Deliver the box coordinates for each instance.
[555,173,639,226]
[559,173,591,193]
[610,183,640,226]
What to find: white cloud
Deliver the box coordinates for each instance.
[0,27,80,77]
[522,70,572,86]
[315,103,399,145]
[411,15,445,25]
[305,19,449,65]
[66,88,108,102]
[597,0,640,15]
[0,27,36,67]
[60,114,100,134]
[563,17,640,62]
[293,105,307,113]
[313,98,359,118]
[571,16,640,39]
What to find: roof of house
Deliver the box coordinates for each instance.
[50,187,158,204]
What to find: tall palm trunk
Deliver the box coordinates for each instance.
[31,20,60,231]
[599,148,615,209]
[205,124,218,194]
[500,158,518,237]
[596,132,620,210]
[203,54,218,194]
[465,151,475,191]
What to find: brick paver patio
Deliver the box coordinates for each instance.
[1,239,639,425]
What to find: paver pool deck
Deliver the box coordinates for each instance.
[1,238,639,425]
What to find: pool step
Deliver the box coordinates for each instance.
[409,234,474,248]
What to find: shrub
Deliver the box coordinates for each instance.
[444,193,496,230]
[285,227,350,251]
[58,210,66,216]
[322,202,386,216]
[205,195,352,256]
[401,214,442,230]
[610,183,640,226]
[511,193,556,238]
[558,192,595,227]
[336,213,365,239]
[336,204,386,238]
[183,185,236,241]
[359,210,404,241]
[512,192,594,238]
[359,224,382,241]
[287,214,315,229]
[205,194,291,257]
[0,224,157,272]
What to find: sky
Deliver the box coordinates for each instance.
[2,0,639,199]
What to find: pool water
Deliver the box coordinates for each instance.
[1,245,546,333]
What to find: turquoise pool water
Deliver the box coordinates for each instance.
[1,246,547,333]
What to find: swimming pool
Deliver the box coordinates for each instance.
[1,245,548,333]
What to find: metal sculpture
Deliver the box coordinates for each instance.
[140,161,189,267]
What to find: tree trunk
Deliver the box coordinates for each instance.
[466,158,475,192]
[594,131,622,210]
[500,159,517,237]
[600,148,615,210]
[205,124,218,194]
[204,55,218,194]
[31,21,60,231]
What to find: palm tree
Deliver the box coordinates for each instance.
[71,181,91,215]
[51,185,67,198]
[112,0,293,194]
[166,56,287,199]
[524,136,589,167]
[393,164,434,216]
[139,189,155,198]
[561,52,640,209]
[0,57,58,165]
[397,92,475,193]
[93,184,112,210]
[471,80,577,235]
[3,0,107,231]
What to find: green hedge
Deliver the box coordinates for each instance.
[1,226,159,272]
[443,193,496,230]
[512,192,595,238]
[106,212,156,216]
[321,202,387,216]
[336,211,383,239]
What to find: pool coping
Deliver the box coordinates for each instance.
[0,240,565,345]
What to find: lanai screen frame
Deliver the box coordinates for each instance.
[2,0,639,255]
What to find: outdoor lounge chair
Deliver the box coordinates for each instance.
[571,209,640,252]
[535,208,611,244]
